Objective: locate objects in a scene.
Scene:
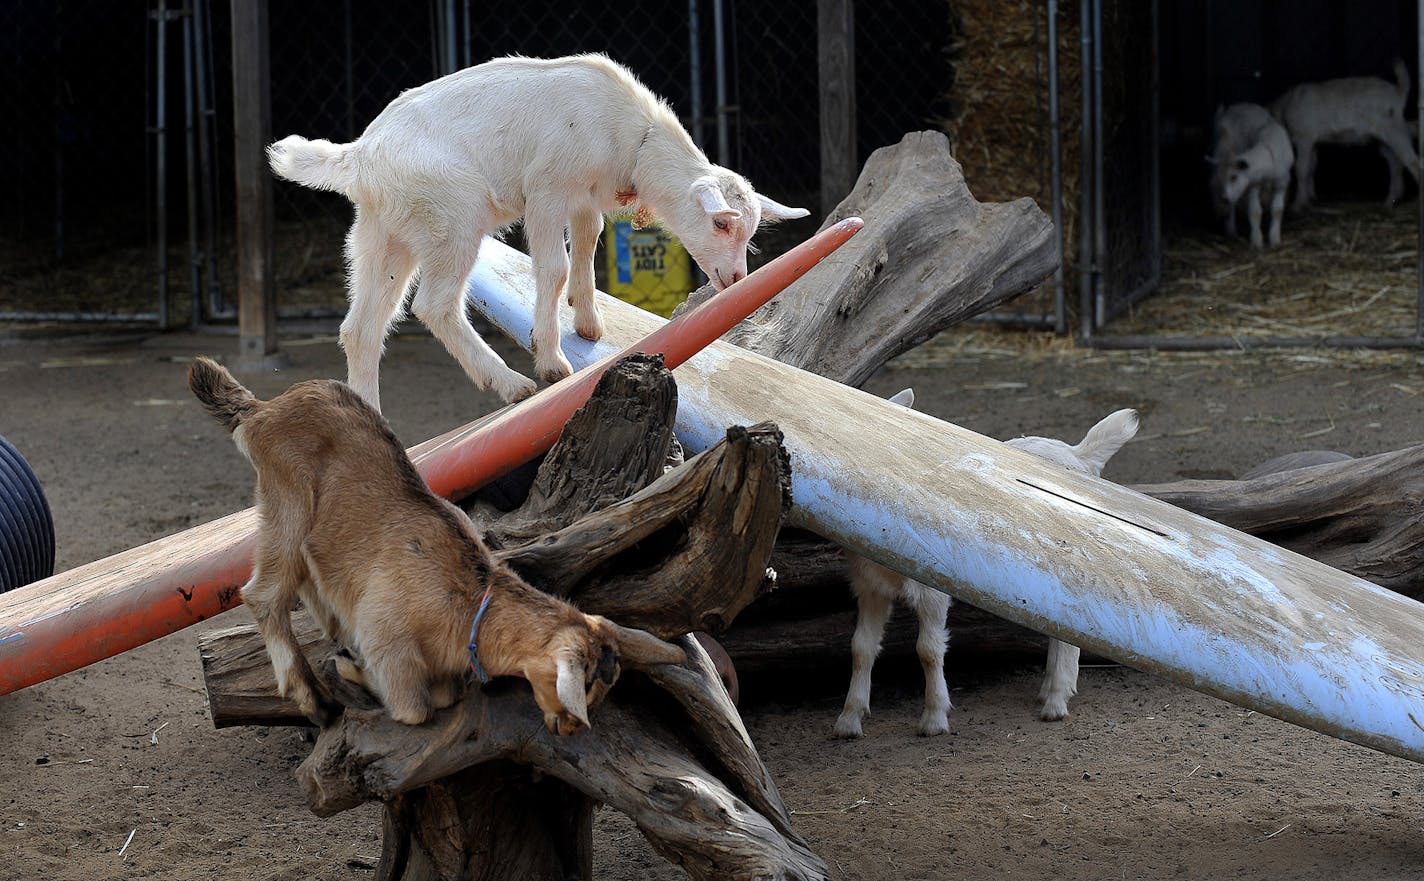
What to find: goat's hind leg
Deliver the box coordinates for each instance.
[1377,126,1421,206]
[833,576,894,739]
[566,209,606,342]
[242,562,338,726]
[1039,639,1082,721]
[410,233,537,403]
[342,212,418,413]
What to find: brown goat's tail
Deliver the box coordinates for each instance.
[187,356,259,432]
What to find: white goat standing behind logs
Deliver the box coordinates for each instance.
[1209,102,1294,249]
[268,53,808,411]
[1271,59,1419,210]
[187,356,685,733]
[833,394,1140,738]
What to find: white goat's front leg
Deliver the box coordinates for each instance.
[341,212,419,413]
[1267,183,1286,248]
[1246,186,1264,250]
[1291,138,1316,210]
[833,579,894,739]
[906,585,952,736]
[526,207,575,384]
[359,637,435,726]
[410,234,537,404]
[1038,638,1081,721]
[566,208,606,342]
[1222,192,1239,238]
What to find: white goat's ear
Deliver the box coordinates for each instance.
[887,388,915,409]
[603,620,687,669]
[694,179,741,220]
[1203,153,1218,166]
[555,652,591,729]
[757,193,811,221]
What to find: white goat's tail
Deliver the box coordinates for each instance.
[1071,408,1140,476]
[267,135,358,195]
[1394,57,1411,101]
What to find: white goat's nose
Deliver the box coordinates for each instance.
[729,270,744,285]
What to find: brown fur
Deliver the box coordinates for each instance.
[188,356,684,732]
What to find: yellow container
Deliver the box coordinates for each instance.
[603,219,694,317]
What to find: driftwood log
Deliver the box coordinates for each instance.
[1135,447,1424,599]
[674,129,1059,387]
[200,354,827,881]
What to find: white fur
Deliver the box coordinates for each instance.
[268,53,807,410]
[833,397,1140,737]
[1270,59,1419,210]
[1209,103,1294,249]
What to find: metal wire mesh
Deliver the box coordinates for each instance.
[1090,0,1160,328]
[0,2,157,321]
[1,0,955,327]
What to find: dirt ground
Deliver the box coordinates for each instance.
[2,318,1423,881]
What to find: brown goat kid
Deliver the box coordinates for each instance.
[188,357,685,734]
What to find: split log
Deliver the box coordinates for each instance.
[1135,445,1424,598]
[201,354,825,881]
[674,129,1059,386]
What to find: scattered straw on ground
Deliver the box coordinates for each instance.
[1110,203,1419,340]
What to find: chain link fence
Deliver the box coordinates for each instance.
[2,0,956,327]
[0,2,158,321]
[1086,0,1160,330]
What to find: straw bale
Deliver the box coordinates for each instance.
[943,0,1080,316]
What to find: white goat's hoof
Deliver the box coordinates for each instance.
[491,370,538,404]
[1039,699,1070,722]
[574,308,605,342]
[918,710,950,737]
[832,713,865,739]
[535,352,574,385]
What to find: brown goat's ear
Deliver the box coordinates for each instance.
[598,619,687,669]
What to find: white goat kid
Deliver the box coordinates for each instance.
[269,54,807,411]
[1209,103,1294,250]
[833,393,1140,738]
[1271,59,1420,210]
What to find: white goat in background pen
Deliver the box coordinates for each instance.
[1209,102,1294,249]
[833,393,1140,738]
[269,53,807,411]
[1271,58,1419,210]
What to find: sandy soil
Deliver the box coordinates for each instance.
[2,322,1423,881]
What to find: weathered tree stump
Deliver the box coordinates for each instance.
[674,129,1059,387]
[200,354,825,881]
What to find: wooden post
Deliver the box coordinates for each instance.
[230,0,282,369]
[817,0,856,217]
